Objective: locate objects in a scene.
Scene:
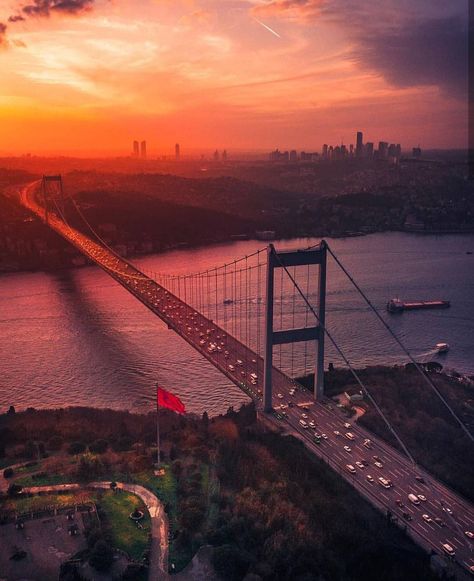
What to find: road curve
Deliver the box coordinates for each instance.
[18,480,168,580]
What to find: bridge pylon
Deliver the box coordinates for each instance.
[263,242,327,413]
[41,175,64,223]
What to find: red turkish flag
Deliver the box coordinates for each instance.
[157,386,185,414]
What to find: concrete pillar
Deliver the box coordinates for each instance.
[263,245,275,412]
[314,241,327,400]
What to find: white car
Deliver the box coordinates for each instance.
[301,413,308,419]
[343,423,351,429]
[321,433,328,440]
[465,531,474,539]
[443,506,453,515]
[344,445,352,453]
[366,475,374,483]
[417,495,426,502]
[308,420,316,428]
[228,364,235,372]
[355,461,364,469]
[333,430,341,436]
[346,464,356,474]
[422,514,432,523]
[374,461,383,469]
[441,543,455,557]
[277,393,284,399]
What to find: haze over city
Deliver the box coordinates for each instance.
[0,0,469,156]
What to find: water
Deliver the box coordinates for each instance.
[0,232,473,415]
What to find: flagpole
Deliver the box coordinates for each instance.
[156,383,161,469]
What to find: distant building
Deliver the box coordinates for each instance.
[322,144,328,159]
[140,140,147,159]
[378,141,388,159]
[175,143,180,160]
[365,142,374,159]
[388,143,400,165]
[213,149,219,161]
[412,146,422,158]
[222,149,227,161]
[289,150,298,162]
[133,140,139,158]
[349,144,354,157]
[356,131,363,157]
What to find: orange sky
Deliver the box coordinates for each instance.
[0,0,468,156]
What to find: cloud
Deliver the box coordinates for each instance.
[250,0,468,97]
[0,23,7,45]
[8,14,26,22]
[3,0,97,48]
[252,0,324,20]
[352,15,468,97]
[22,0,95,17]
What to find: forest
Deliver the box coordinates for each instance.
[0,403,438,580]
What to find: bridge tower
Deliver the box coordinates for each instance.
[263,242,327,413]
[41,175,64,223]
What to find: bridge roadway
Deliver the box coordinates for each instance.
[20,181,474,577]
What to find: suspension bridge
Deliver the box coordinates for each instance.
[16,177,474,577]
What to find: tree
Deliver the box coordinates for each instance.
[89,439,109,454]
[68,441,86,455]
[24,440,36,459]
[7,405,15,415]
[212,544,252,581]
[47,435,63,451]
[8,483,23,496]
[89,540,114,572]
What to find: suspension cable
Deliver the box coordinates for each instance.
[326,246,473,443]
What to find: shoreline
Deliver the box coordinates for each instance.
[2,228,474,277]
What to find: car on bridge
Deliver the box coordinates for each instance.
[442,543,455,557]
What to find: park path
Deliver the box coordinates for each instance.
[13,480,169,580]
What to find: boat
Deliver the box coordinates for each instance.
[386,298,450,313]
[436,343,449,354]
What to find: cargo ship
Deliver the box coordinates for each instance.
[387,298,450,313]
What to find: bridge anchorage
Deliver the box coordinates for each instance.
[263,243,327,412]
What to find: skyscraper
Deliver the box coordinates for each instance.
[365,142,374,159]
[356,131,363,158]
[140,140,147,159]
[378,141,388,159]
[133,140,139,157]
[175,143,180,160]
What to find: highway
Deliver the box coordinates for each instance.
[19,180,474,578]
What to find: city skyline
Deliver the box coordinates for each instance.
[0,0,468,155]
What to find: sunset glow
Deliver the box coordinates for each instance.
[0,0,468,155]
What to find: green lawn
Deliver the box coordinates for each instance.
[0,491,97,513]
[15,473,73,487]
[99,490,150,561]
